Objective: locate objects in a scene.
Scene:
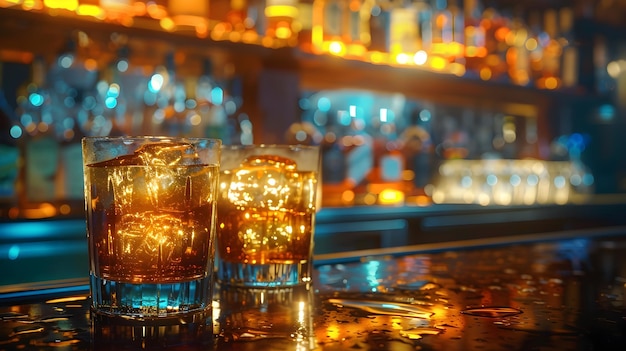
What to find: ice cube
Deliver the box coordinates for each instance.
[91,141,202,167]
[227,155,297,211]
[116,212,182,269]
[103,142,203,213]
[238,212,293,258]
[90,153,142,167]
[135,142,203,167]
[135,142,203,210]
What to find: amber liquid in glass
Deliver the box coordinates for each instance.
[217,205,314,264]
[86,162,218,282]
[216,154,317,287]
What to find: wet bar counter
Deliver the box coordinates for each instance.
[2,225,626,350]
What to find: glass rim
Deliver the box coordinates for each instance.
[82,136,222,144]
[220,144,319,151]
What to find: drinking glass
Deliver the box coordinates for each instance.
[82,136,221,320]
[217,145,321,287]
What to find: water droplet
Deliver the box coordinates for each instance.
[10,325,45,337]
[461,306,522,318]
[32,338,82,347]
[497,324,581,335]
[0,312,29,321]
[328,299,433,319]
[45,295,88,304]
[399,327,444,340]
[222,328,291,342]
[37,315,72,323]
[395,281,441,291]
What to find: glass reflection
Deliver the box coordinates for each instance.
[214,285,315,350]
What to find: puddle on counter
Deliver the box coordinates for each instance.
[318,292,450,348]
[0,312,29,321]
[399,327,444,340]
[221,328,294,342]
[0,297,91,350]
[460,306,523,318]
[327,298,434,319]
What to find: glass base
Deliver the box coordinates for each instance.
[217,260,311,288]
[90,274,213,320]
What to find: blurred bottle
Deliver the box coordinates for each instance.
[142,52,177,136]
[164,70,191,136]
[321,109,346,184]
[97,45,131,136]
[414,0,433,53]
[223,69,245,144]
[431,0,465,65]
[315,0,375,56]
[48,32,99,137]
[211,0,262,43]
[17,56,60,213]
[166,0,210,37]
[463,0,486,76]
[593,34,612,95]
[320,109,348,206]
[525,10,544,84]
[112,43,150,135]
[131,0,168,21]
[226,0,248,31]
[480,6,509,82]
[298,0,315,50]
[506,16,531,87]
[100,0,135,26]
[449,0,465,63]
[312,0,347,53]
[388,0,419,58]
[368,0,392,53]
[558,6,578,89]
[537,8,561,90]
[55,84,89,204]
[232,114,254,145]
[195,58,231,142]
[47,34,99,208]
[341,108,373,192]
[368,106,404,196]
[247,0,267,38]
[57,114,85,205]
[0,63,19,210]
[400,104,433,196]
[343,0,374,57]
[264,0,300,44]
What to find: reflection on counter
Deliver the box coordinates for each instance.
[313,232,626,350]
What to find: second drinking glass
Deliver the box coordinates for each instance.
[216,145,321,287]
